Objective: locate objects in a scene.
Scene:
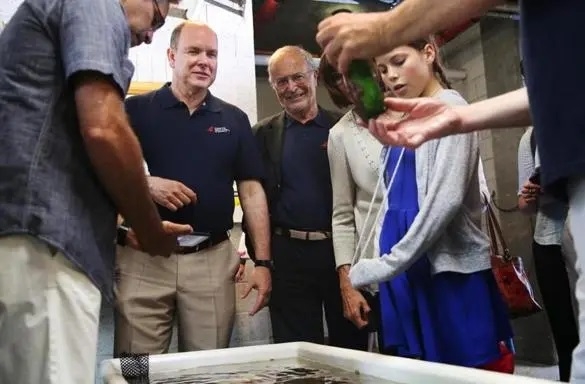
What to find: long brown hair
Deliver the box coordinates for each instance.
[318,54,352,109]
[407,36,452,89]
[319,36,450,108]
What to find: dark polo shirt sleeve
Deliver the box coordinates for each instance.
[234,110,265,182]
[59,0,134,95]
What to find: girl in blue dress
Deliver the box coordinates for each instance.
[349,37,514,371]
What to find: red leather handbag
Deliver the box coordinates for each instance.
[484,198,542,319]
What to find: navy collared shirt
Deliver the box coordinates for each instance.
[125,84,264,233]
[272,110,333,230]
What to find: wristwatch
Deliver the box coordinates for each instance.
[116,225,129,247]
[254,259,274,272]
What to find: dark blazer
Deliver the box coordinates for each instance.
[243,108,343,259]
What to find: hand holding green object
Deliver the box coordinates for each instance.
[345,60,386,121]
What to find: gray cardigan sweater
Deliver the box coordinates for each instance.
[349,89,491,287]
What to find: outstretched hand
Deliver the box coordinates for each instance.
[367,97,464,148]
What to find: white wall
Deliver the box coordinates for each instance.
[130,0,258,124]
[0,0,21,27]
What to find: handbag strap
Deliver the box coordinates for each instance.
[482,193,512,261]
[485,202,499,256]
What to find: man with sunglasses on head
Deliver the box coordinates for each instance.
[248,46,368,349]
[0,1,182,383]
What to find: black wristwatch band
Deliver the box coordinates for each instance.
[116,225,129,247]
[254,259,274,271]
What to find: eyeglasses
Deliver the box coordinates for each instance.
[272,71,314,90]
[151,0,165,31]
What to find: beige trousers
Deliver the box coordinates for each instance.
[0,235,101,384]
[114,239,239,355]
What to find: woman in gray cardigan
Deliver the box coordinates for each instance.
[340,37,513,371]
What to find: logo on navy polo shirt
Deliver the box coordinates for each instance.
[207,126,231,134]
[320,141,327,149]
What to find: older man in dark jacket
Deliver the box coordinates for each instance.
[247,46,368,349]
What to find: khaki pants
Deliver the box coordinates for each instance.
[114,239,239,355]
[0,235,101,384]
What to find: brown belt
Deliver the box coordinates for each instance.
[175,232,229,254]
[273,226,332,241]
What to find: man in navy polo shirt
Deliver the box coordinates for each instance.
[114,21,272,355]
[317,0,585,381]
[250,45,368,349]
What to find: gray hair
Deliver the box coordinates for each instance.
[267,46,316,81]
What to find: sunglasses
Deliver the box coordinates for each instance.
[151,0,165,31]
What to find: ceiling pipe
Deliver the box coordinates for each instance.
[254,54,467,81]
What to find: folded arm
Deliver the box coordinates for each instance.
[516,130,538,213]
